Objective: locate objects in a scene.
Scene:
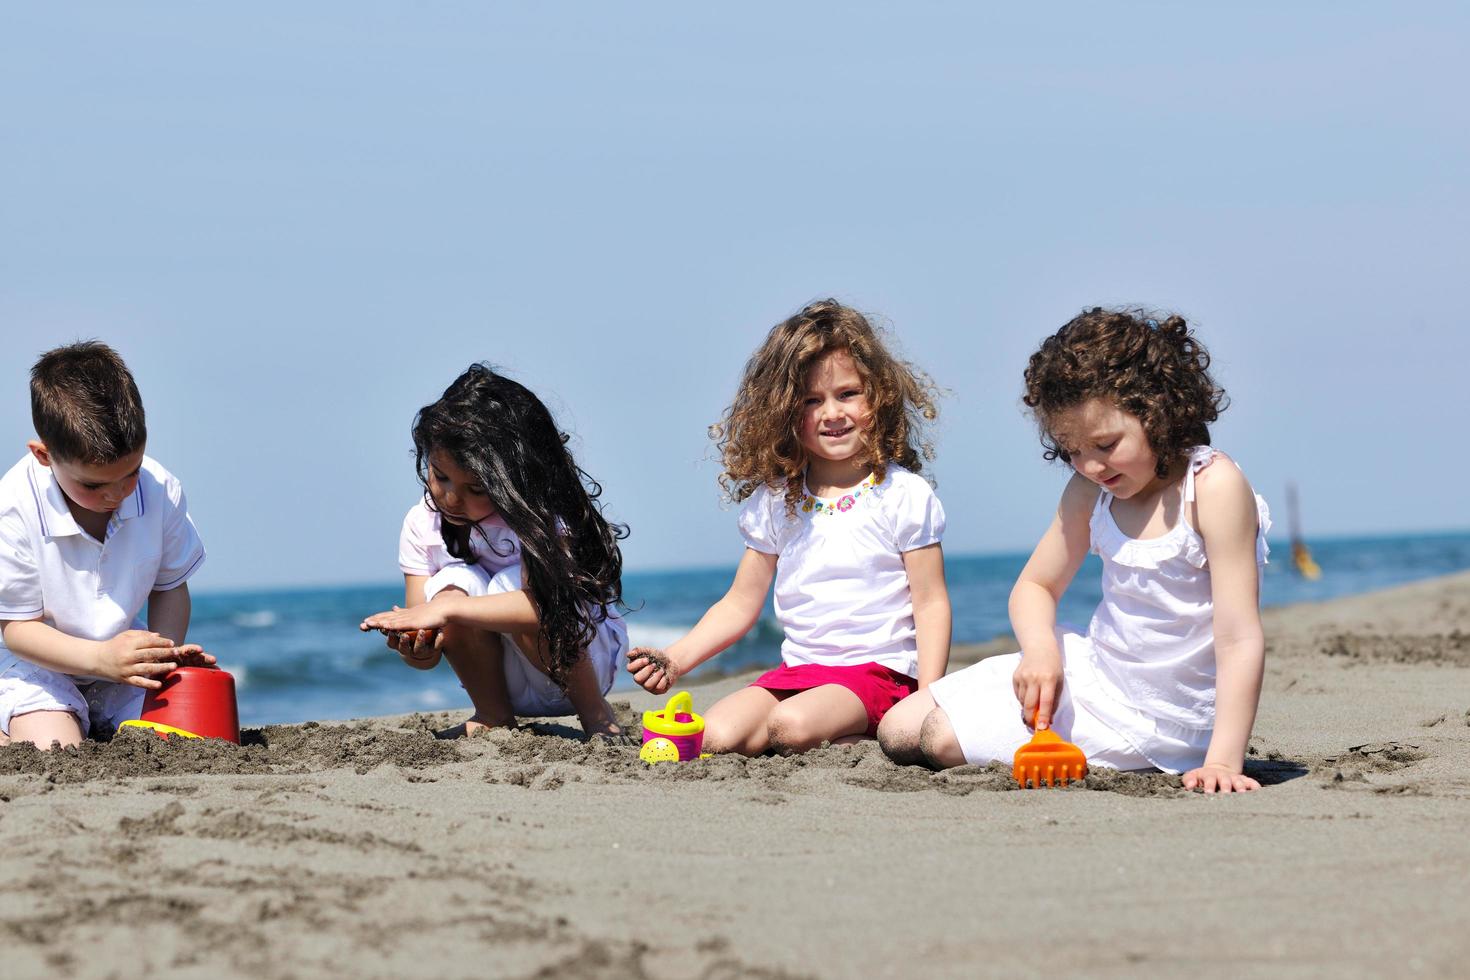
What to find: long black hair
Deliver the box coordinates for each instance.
[412,364,628,685]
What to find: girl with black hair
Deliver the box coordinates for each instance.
[361,364,629,739]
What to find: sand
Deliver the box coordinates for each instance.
[3,573,1469,979]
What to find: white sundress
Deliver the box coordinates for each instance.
[930,446,1271,772]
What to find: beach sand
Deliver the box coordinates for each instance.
[2,573,1468,979]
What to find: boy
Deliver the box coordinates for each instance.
[0,341,210,749]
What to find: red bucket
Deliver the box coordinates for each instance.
[130,666,240,743]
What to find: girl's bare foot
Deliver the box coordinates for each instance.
[434,712,516,740]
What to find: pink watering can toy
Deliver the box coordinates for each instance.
[639,691,705,763]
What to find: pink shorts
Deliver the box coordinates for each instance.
[750,662,918,736]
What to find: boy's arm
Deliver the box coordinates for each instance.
[147,582,192,646]
[1186,462,1266,793]
[627,548,778,693]
[0,618,195,689]
[902,542,950,689]
[1008,473,1096,729]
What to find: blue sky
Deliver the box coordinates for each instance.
[3,4,1466,590]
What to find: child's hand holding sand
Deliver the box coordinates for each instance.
[360,605,449,670]
[93,630,216,690]
[361,600,457,634]
[626,647,680,694]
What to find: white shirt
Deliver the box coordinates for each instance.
[398,499,521,578]
[738,465,945,677]
[0,454,207,670]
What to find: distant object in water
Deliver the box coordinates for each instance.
[231,610,278,629]
[1286,482,1322,580]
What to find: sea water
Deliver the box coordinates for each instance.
[189,531,1470,725]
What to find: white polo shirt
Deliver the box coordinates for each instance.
[0,454,206,673]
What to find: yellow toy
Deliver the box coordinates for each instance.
[639,737,682,764]
[639,691,705,762]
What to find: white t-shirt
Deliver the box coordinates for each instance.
[738,465,945,677]
[398,499,522,578]
[0,454,207,672]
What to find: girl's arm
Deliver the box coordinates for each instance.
[627,547,777,693]
[1186,460,1267,793]
[361,584,541,634]
[902,543,950,689]
[1008,473,1096,730]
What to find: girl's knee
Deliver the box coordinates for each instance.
[766,702,827,755]
[441,621,501,656]
[877,709,924,766]
[701,716,751,755]
[918,708,966,769]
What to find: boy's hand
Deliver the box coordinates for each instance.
[626,646,679,694]
[1012,649,1064,731]
[170,644,217,668]
[92,631,192,690]
[1182,763,1261,794]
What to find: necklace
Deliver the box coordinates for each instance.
[800,473,878,516]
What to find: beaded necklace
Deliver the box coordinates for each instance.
[799,473,878,516]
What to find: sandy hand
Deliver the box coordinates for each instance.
[626,646,679,694]
[94,631,193,690]
[360,602,451,633]
[1182,763,1261,794]
[386,627,444,670]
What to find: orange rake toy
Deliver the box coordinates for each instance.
[1012,714,1087,788]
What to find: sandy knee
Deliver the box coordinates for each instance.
[918,707,965,769]
[701,717,746,754]
[877,711,923,764]
[766,705,824,755]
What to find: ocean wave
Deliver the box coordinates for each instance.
[230,610,278,629]
[624,622,693,650]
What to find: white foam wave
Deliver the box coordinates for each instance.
[231,610,278,629]
[625,623,693,651]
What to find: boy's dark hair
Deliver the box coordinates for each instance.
[1024,307,1227,479]
[30,341,148,463]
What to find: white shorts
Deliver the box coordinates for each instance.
[928,641,1155,771]
[424,562,625,717]
[0,657,145,738]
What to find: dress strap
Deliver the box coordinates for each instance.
[1181,446,1219,504]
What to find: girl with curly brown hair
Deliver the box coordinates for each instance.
[626,300,952,756]
[879,308,1273,793]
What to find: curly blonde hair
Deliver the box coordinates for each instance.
[711,299,938,514]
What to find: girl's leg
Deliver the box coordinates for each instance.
[509,627,625,738]
[702,687,781,756]
[917,705,967,769]
[436,589,517,732]
[876,690,936,765]
[765,684,868,756]
[3,710,85,750]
